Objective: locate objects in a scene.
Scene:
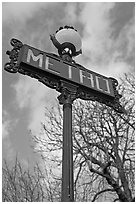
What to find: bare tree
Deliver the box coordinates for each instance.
[71,73,135,202]
[2,157,61,202]
[3,74,134,202]
[31,73,135,202]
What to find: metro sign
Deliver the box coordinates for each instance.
[19,44,114,98]
[4,38,125,113]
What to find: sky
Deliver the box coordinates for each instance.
[2,1,135,168]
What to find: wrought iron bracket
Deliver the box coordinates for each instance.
[57,80,79,105]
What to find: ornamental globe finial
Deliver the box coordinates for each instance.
[50,26,82,61]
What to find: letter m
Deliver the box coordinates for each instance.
[27,49,43,68]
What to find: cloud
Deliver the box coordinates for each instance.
[11,77,40,109]
[2,2,54,47]
[112,17,134,62]
[3,2,64,137]
[2,110,18,139]
[2,137,15,162]
[2,2,47,24]
[2,110,19,163]
[2,110,12,139]
[12,76,58,135]
[79,3,115,63]
[64,2,78,24]
[2,118,10,139]
[76,2,134,77]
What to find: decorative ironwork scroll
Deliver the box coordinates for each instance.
[4,38,23,73]
[4,38,125,114]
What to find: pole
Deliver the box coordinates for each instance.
[57,80,78,202]
[61,100,74,202]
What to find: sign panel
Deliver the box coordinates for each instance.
[18,44,115,98]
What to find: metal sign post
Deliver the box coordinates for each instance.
[4,38,125,202]
[58,81,78,202]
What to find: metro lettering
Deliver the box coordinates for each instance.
[27,49,43,67]
[87,73,94,88]
[45,56,60,75]
[68,66,72,79]
[23,45,114,97]
[79,70,86,84]
[95,76,110,94]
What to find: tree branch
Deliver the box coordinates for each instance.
[92,188,115,202]
[89,161,129,202]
